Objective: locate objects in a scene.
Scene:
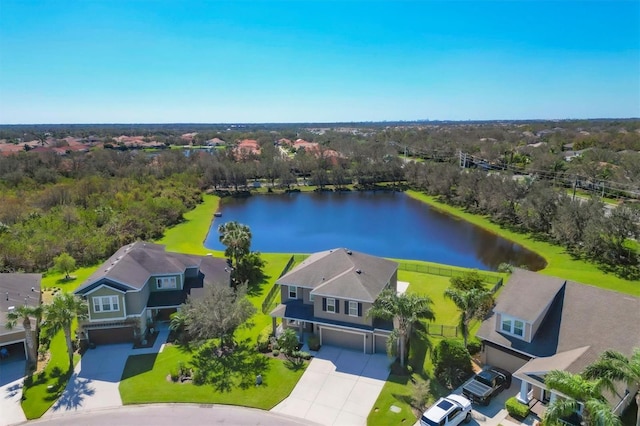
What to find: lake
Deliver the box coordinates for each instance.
[204,191,546,271]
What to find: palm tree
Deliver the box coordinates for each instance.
[218,221,252,271]
[6,304,42,366]
[43,292,88,370]
[583,349,640,426]
[444,287,493,348]
[544,370,622,426]
[367,289,435,367]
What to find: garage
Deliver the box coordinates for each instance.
[320,327,365,353]
[88,327,134,345]
[0,340,26,361]
[374,333,389,354]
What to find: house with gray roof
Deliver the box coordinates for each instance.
[270,248,398,354]
[74,242,230,345]
[1,274,42,361]
[477,269,640,416]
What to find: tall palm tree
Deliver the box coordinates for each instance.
[218,221,252,271]
[544,370,622,426]
[6,304,42,366]
[367,289,435,367]
[444,287,493,348]
[43,292,88,370]
[583,348,640,426]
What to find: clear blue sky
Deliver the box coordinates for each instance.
[0,0,638,123]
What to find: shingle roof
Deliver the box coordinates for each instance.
[478,271,640,374]
[277,248,397,302]
[75,242,204,293]
[1,273,42,334]
[492,269,565,323]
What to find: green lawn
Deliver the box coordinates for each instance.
[118,345,304,409]
[406,190,640,296]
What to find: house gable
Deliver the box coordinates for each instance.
[87,285,127,321]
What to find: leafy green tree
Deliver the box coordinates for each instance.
[6,304,42,366]
[544,369,622,426]
[181,283,256,346]
[277,328,300,360]
[583,349,640,426]
[432,339,473,389]
[444,287,493,348]
[218,221,252,272]
[450,271,485,291]
[53,252,77,280]
[234,251,266,287]
[43,292,88,370]
[367,289,435,367]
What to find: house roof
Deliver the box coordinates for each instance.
[74,242,225,294]
[1,273,42,334]
[277,248,397,303]
[492,269,565,323]
[478,271,640,375]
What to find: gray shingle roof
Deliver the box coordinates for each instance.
[277,248,397,303]
[1,273,42,335]
[478,271,640,374]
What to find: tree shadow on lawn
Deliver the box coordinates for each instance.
[409,322,433,379]
[43,366,76,403]
[120,354,158,381]
[246,272,271,298]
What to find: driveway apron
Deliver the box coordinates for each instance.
[0,357,27,426]
[272,346,390,426]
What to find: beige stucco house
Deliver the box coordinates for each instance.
[270,248,398,354]
[477,269,640,417]
[74,241,230,345]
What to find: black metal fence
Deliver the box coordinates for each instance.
[397,262,503,289]
[426,323,460,337]
[261,254,307,314]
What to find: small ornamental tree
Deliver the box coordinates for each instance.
[432,339,473,389]
[53,252,77,280]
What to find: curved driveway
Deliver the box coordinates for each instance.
[24,404,317,426]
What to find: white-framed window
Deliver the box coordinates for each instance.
[288,285,297,299]
[501,314,525,338]
[157,277,177,289]
[93,295,120,313]
[326,298,336,313]
[348,301,358,317]
[309,293,315,302]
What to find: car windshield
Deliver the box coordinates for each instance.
[420,415,440,426]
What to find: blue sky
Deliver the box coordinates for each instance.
[0,0,638,123]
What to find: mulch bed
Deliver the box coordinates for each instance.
[133,331,159,349]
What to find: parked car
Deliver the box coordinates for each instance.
[462,366,512,405]
[420,394,472,426]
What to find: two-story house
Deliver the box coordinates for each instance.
[270,248,398,354]
[74,241,230,345]
[477,269,640,416]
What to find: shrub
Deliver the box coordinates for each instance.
[191,369,204,385]
[307,334,320,351]
[169,367,180,382]
[505,397,530,419]
[466,338,482,355]
[272,349,280,357]
[432,339,473,388]
[299,351,311,360]
[411,379,433,412]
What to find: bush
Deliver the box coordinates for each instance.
[307,334,320,351]
[466,338,482,355]
[256,327,272,353]
[169,368,180,382]
[299,351,311,360]
[411,379,433,412]
[192,369,204,385]
[432,339,473,388]
[272,349,280,357]
[505,397,530,419]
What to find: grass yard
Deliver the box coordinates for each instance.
[406,190,640,296]
[118,345,304,409]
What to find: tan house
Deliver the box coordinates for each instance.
[477,269,640,416]
[270,248,398,354]
[1,274,42,360]
[74,242,230,345]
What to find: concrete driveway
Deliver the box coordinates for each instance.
[272,346,391,426]
[0,358,27,426]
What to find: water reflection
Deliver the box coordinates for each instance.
[204,191,546,271]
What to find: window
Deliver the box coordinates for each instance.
[288,285,297,299]
[157,277,177,289]
[447,407,462,422]
[309,293,315,302]
[326,298,336,313]
[92,296,119,313]
[348,301,358,317]
[501,314,525,338]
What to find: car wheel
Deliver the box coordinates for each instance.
[464,412,471,423]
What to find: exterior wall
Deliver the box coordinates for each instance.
[149,274,183,292]
[388,270,398,292]
[524,323,533,342]
[126,284,150,316]
[482,344,530,373]
[0,329,27,345]
[494,313,502,332]
[88,286,126,321]
[184,266,199,278]
[314,297,373,327]
[530,299,554,340]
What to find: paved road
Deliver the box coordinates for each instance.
[25,404,316,426]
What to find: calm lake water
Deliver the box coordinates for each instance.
[204,191,546,271]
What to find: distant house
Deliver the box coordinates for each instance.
[206,137,225,146]
[0,274,42,360]
[74,242,230,345]
[270,248,398,354]
[477,269,640,415]
[233,139,261,158]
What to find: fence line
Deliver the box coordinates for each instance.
[397,262,503,288]
[261,254,306,314]
[426,323,459,337]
